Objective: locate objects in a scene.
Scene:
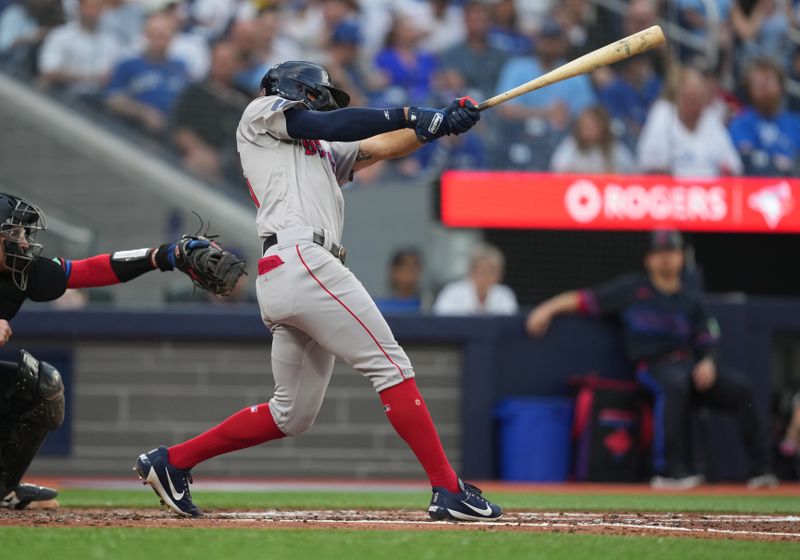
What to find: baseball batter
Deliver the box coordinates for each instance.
[136,61,502,521]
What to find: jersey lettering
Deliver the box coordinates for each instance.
[301,140,338,173]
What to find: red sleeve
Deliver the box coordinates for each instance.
[64,254,121,288]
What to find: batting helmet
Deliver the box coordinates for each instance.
[0,193,46,291]
[260,61,350,111]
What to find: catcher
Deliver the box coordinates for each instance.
[0,192,245,509]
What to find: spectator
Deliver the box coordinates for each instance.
[104,13,188,137]
[99,0,144,56]
[674,0,735,66]
[551,0,598,58]
[439,0,509,102]
[0,0,64,76]
[37,0,121,97]
[495,18,596,132]
[433,242,518,315]
[374,247,424,313]
[595,55,662,139]
[412,0,466,55]
[398,131,488,180]
[487,0,532,56]
[527,230,777,489]
[354,0,399,60]
[729,57,800,176]
[189,0,240,41]
[232,9,301,96]
[623,0,668,74]
[550,106,637,174]
[790,47,800,112]
[282,0,359,60]
[637,66,742,177]
[171,41,248,183]
[157,0,212,83]
[373,13,438,107]
[324,20,370,108]
[732,0,792,72]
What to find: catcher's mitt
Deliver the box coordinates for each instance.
[171,235,247,296]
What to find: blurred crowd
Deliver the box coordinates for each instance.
[2,0,800,189]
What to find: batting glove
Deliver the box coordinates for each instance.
[406,106,450,143]
[445,97,481,134]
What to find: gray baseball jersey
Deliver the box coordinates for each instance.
[236,95,360,244]
[236,95,415,436]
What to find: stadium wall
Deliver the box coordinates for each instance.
[9,301,791,482]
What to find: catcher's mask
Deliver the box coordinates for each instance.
[0,193,46,291]
[260,60,350,111]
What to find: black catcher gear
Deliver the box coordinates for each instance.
[260,61,350,111]
[1,482,58,510]
[0,193,46,291]
[0,351,65,499]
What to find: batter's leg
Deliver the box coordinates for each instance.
[135,323,336,517]
[290,244,459,493]
[167,324,335,469]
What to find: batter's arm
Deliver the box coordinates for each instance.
[352,128,423,171]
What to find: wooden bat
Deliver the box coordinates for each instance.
[476,25,667,111]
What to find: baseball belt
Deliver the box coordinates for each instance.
[262,231,346,264]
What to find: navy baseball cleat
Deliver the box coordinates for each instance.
[134,446,201,517]
[428,479,503,521]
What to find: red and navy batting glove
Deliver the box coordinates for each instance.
[444,96,480,134]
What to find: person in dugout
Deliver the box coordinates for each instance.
[0,192,213,509]
[526,229,778,489]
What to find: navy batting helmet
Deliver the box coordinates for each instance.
[260,61,350,111]
[0,193,46,290]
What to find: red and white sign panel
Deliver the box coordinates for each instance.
[441,172,800,233]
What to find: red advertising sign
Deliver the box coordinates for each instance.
[441,172,800,233]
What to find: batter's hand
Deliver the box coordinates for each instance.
[526,305,553,337]
[444,97,480,134]
[692,357,717,391]
[0,319,11,346]
[406,106,450,143]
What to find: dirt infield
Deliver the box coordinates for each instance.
[2,508,799,541]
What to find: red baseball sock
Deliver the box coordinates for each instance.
[167,403,285,470]
[380,378,460,493]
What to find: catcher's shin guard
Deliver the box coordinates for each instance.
[0,350,65,497]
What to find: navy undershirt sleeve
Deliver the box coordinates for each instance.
[285,107,406,141]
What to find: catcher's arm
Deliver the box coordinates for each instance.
[60,236,246,297]
[58,245,177,288]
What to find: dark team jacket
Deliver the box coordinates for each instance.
[577,273,720,365]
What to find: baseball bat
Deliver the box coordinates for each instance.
[476,25,667,112]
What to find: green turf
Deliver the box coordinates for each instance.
[1,527,796,560]
[59,488,800,514]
